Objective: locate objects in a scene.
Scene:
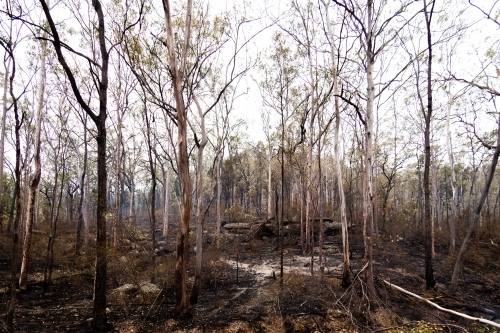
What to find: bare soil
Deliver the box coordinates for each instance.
[1,220,499,332]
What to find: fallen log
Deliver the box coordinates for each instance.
[383,280,500,329]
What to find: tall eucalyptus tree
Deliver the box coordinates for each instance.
[322,0,350,286]
[161,0,193,316]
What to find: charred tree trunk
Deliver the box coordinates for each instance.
[144,105,157,269]
[39,0,110,328]
[0,57,10,229]
[4,44,21,333]
[423,0,436,289]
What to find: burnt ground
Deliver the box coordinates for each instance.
[0,220,499,333]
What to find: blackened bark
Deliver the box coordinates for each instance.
[39,0,110,328]
[4,45,21,333]
[0,57,10,230]
[423,0,436,289]
[144,106,156,268]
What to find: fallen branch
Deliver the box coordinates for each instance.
[335,262,369,305]
[383,280,500,329]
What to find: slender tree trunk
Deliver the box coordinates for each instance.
[423,0,436,289]
[431,151,437,257]
[279,107,285,287]
[305,130,313,255]
[190,97,208,304]
[43,148,65,290]
[363,0,376,297]
[446,91,457,254]
[93,1,109,326]
[5,47,21,333]
[337,124,351,286]
[318,139,324,275]
[113,112,123,249]
[19,30,47,290]
[93,106,108,329]
[162,0,193,317]
[75,116,87,255]
[268,151,273,219]
[304,22,318,256]
[0,57,10,229]
[216,152,223,238]
[450,115,500,292]
[162,164,171,237]
[20,147,31,243]
[323,0,350,285]
[83,161,90,251]
[144,106,157,270]
[129,177,135,221]
[300,162,305,252]
[323,0,351,287]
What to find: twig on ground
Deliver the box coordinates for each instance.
[383,280,500,329]
[336,261,369,304]
[139,286,164,328]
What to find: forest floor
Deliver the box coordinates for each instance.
[1,218,500,332]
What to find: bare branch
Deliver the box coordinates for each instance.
[468,0,500,28]
[38,0,98,122]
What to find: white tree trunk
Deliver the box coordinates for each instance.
[267,151,272,219]
[163,0,194,312]
[323,0,350,285]
[364,0,376,296]
[84,164,90,251]
[162,163,171,237]
[190,96,208,304]
[305,48,317,257]
[113,108,123,249]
